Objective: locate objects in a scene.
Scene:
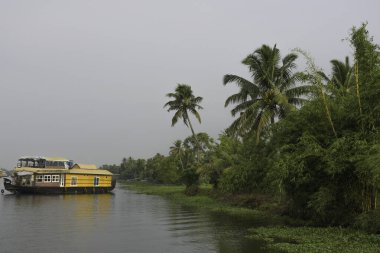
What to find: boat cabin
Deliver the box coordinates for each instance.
[4,156,115,193]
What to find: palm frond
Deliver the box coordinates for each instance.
[171,110,184,126]
[225,92,248,107]
[255,109,273,143]
[190,109,202,123]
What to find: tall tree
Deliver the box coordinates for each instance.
[223,44,310,142]
[164,84,203,148]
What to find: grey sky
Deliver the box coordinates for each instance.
[1,0,379,169]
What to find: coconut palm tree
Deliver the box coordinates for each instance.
[223,44,310,142]
[164,84,203,149]
[319,56,353,93]
[169,140,185,170]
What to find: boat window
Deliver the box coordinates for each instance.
[52,175,60,182]
[58,162,64,167]
[71,177,78,186]
[36,175,43,182]
[44,175,51,182]
[94,177,100,186]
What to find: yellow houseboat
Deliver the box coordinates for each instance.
[0,170,6,178]
[3,156,116,194]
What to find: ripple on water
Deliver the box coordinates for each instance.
[0,184,273,253]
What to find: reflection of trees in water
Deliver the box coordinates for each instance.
[164,203,271,253]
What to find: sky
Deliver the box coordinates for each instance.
[1,0,379,169]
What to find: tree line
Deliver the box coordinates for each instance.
[101,23,380,231]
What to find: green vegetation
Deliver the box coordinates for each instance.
[126,182,380,252]
[123,182,291,224]
[223,44,310,141]
[249,227,380,253]
[102,23,380,240]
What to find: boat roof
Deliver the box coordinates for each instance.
[15,167,113,176]
[19,156,69,162]
[72,164,98,170]
[69,169,113,175]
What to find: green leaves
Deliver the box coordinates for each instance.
[164,84,203,127]
[223,44,310,142]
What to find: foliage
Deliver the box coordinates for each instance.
[145,154,181,184]
[223,44,310,142]
[199,133,243,189]
[250,226,380,253]
[124,182,275,221]
[218,166,256,194]
[110,23,380,233]
[181,167,199,188]
[164,84,203,150]
[354,210,380,234]
[264,23,380,226]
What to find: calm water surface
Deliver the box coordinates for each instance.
[0,179,276,253]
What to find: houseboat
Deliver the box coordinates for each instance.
[0,170,6,178]
[3,156,116,194]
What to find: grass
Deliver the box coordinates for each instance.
[122,182,380,253]
[249,226,380,253]
[122,182,272,221]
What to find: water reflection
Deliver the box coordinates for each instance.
[0,181,275,253]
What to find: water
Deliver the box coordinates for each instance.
[0,179,274,253]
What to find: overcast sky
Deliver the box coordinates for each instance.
[1,0,379,169]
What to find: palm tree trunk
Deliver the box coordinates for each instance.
[179,155,184,171]
[320,89,337,138]
[185,112,201,162]
[355,62,364,131]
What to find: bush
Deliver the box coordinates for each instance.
[354,210,380,234]
[182,167,199,187]
[184,184,199,196]
[218,166,255,194]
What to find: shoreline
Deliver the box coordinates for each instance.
[123,182,380,253]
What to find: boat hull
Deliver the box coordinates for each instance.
[3,178,116,194]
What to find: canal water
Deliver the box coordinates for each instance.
[0,179,276,253]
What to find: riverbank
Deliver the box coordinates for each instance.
[123,182,266,220]
[123,182,380,253]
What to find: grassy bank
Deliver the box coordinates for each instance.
[249,227,380,253]
[123,182,380,253]
[122,182,276,222]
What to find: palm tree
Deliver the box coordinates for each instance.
[164,84,203,148]
[169,140,185,170]
[319,56,353,93]
[223,44,310,142]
